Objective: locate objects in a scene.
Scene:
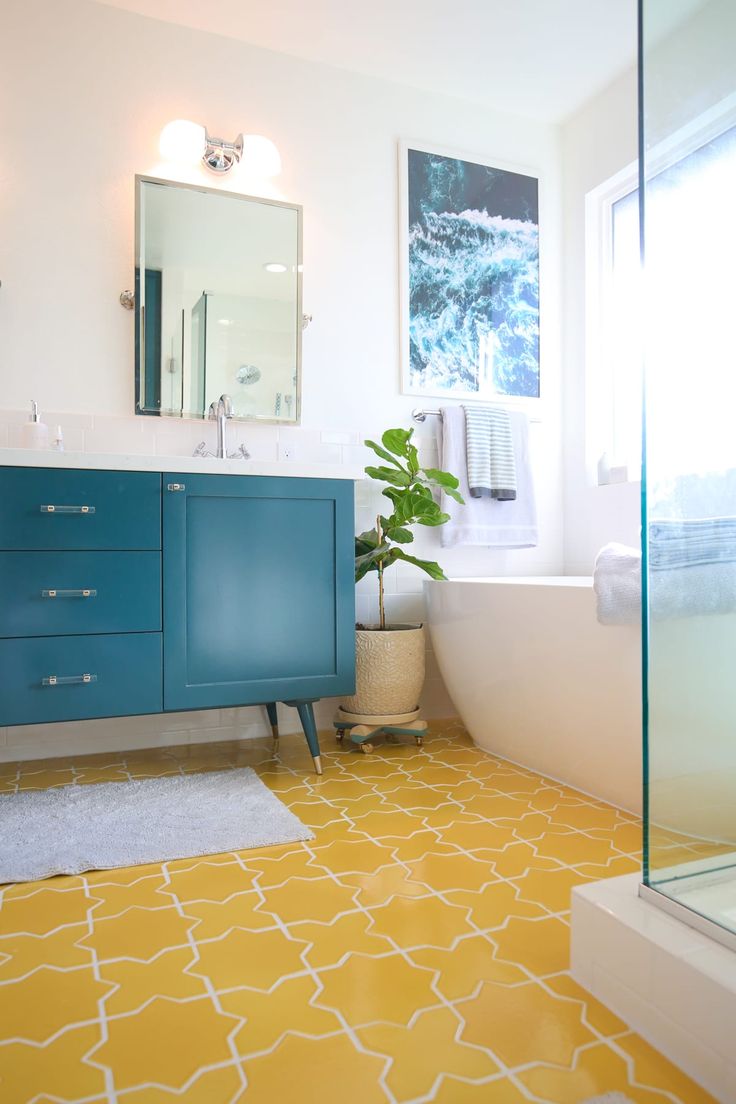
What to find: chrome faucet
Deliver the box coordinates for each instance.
[208,394,234,459]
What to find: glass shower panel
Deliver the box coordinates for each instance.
[642,0,736,937]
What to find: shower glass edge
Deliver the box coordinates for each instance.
[640,0,736,948]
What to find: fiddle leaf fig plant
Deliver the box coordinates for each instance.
[356,427,465,630]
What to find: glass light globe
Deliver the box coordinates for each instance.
[242,134,282,178]
[159,119,206,163]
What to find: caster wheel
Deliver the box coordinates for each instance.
[335,729,345,743]
[360,742,374,754]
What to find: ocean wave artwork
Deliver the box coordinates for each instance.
[405,148,540,398]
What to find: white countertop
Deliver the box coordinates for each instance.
[0,448,362,481]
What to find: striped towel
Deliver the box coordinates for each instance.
[463,404,517,500]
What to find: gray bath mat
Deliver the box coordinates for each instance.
[580,1095,635,1104]
[0,768,314,883]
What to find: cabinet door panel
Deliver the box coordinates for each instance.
[163,475,355,710]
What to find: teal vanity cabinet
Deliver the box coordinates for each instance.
[162,472,355,770]
[0,465,356,771]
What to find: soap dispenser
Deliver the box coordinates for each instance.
[20,400,49,449]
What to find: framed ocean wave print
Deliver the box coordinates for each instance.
[399,141,540,401]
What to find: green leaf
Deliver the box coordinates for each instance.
[364,465,411,487]
[364,439,404,469]
[422,467,460,490]
[406,442,420,476]
[391,548,448,580]
[384,525,414,544]
[382,428,413,457]
[443,487,466,505]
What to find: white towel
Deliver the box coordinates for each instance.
[594,541,736,624]
[594,543,642,625]
[439,405,537,548]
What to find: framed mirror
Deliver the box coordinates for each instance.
[135,176,302,424]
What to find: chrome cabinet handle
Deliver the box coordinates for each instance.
[40,504,96,514]
[42,673,97,687]
[167,483,186,492]
[41,589,97,599]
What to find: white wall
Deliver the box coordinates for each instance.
[561,67,641,576]
[0,0,564,759]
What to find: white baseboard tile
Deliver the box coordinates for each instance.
[571,873,736,1104]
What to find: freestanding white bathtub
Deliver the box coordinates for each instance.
[425,577,642,813]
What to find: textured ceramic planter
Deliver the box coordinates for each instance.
[341,625,425,718]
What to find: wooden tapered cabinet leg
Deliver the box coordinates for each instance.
[265,702,279,742]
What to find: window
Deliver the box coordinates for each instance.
[586,96,736,486]
[585,160,641,485]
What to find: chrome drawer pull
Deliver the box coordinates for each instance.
[167,483,186,492]
[42,673,97,687]
[40,504,96,514]
[41,589,97,599]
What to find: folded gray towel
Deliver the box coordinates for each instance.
[594,541,736,623]
[463,404,517,500]
[649,516,736,570]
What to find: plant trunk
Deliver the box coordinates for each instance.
[376,514,386,630]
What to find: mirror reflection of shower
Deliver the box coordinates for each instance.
[191,290,298,421]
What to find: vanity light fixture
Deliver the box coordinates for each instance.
[159,120,281,176]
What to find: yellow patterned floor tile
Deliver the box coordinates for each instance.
[517,1039,701,1103]
[80,904,196,962]
[358,1005,499,1101]
[511,865,591,912]
[316,951,437,1026]
[0,925,94,980]
[485,840,561,878]
[0,1025,106,1104]
[245,847,326,888]
[459,978,595,1067]
[0,723,708,1104]
[0,965,113,1042]
[340,864,432,908]
[15,768,78,790]
[93,996,238,1092]
[165,859,260,903]
[616,1033,719,1103]
[491,914,571,975]
[409,934,527,999]
[431,819,519,852]
[100,946,209,1015]
[431,1075,532,1102]
[119,1064,246,1103]
[406,851,496,892]
[258,876,358,925]
[446,881,547,930]
[306,837,395,875]
[242,1032,387,1103]
[348,807,432,840]
[191,926,308,991]
[299,911,395,970]
[367,892,476,950]
[221,974,342,1054]
[533,829,621,866]
[182,891,275,940]
[88,872,174,918]
[546,973,628,1036]
[0,884,99,934]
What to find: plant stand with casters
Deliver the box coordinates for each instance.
[333,707,428,754]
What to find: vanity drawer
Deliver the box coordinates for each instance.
[0,468,161,550]
[0,552,161,638]
[0,632,162,725]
